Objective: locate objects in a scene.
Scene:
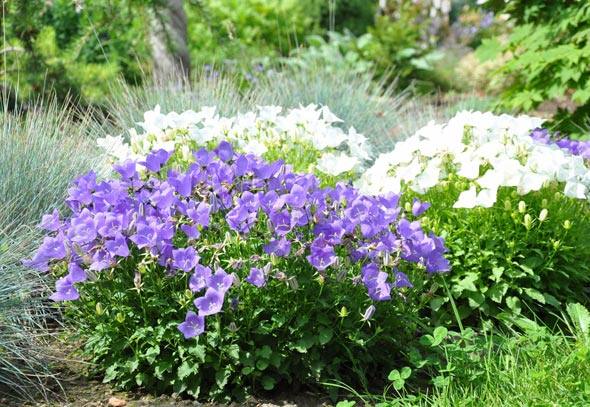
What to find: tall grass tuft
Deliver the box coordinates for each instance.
[0,100,104,236]
[252,65,410,152]
[0,231,60,402]
[0,99,103,401]
[103,68,251,136]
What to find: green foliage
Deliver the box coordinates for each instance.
[415,183,590,326]
[63,225,426,401]
[478,0,590,133]
[417,311,590,406]
[285,31,375,77]
[320,0,378,36]
[0,102,103,235]
[186,0,322,65]
[1,0,150,105]
[362,17,443,90]
[341,306,590,406]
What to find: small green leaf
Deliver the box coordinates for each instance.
[524,288,546,303]
[388,369,400,381]
[215,368,230,389]
[103,364,118,383]
[432,326,448,346]
[145,345,160,364]
[475,37,502,61]
[226,344,240,360]
[318,327,333,345]
[262,376,276,391]
[256,359,269,371]
[241,366,254,375]
[177,361,193,380]
[566,303,590,339]
[506,296,522,314]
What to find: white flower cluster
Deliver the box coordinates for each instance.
[356,111,590,208]
[97,104,372,177]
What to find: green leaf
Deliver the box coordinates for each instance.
[430,297,446,312]
[215,368,230,389]
[524,288,546,304]
[318,327,333,345]
[262,376,276,391]
[145,345,160,364]
[256,345,272,359]
[103,364,118,383]
[488,283,509,303]
[566,303,590,339]
[506,296,522,314]
[491,267,505,282]
[475,37,502,62]
[432,326,448,346]
[572,86,590,104]
[400,366,412,380]
[241,366,254,375]
[256,359,269,371]
[187,344,206,362]
[177,361,193,381]
[456,273,478,293]
[388,369,400,381]
[336,401,356,407]
[226,344,240,360]
[154,360,173,380]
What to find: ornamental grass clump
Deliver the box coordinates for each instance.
[357,111,590,326]
[26,141,449,399]
[97,104,373,181]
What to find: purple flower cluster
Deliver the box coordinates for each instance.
[25,141,449,338]
[530,128,590,159]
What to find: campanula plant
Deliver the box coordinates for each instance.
[357,111,590,326]
[97,104,373,185]
[26,141,448,400]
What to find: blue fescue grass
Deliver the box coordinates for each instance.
[0,100,104,236]
[0,230,61,402]
[0,100,104,401]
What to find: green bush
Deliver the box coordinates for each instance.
[319,0,378,36]
[186,0,322,66]
[477,0,590,133]
[418,185,590,326]
[69,255,425,400]
[1,0,150,105]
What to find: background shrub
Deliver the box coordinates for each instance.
[478,0,590,133]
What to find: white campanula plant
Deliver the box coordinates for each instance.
[97,104,372,181]
[355,111,590,325]
[25,141,448,399]
[356,111,590,205]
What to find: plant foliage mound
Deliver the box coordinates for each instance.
[357,111,590,325]
[26,141,449,400]
[479,0,590,133]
